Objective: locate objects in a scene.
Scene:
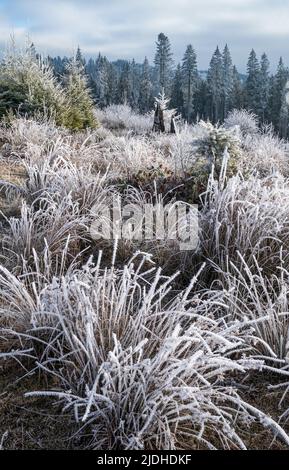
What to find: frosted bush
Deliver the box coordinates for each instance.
[95,105,151,134]
[0,156,110,275]
[0,115,67,157]
[241,128,288,177]
[151,125,195,174]
[91,133,170,178]
[0,45,67,124]
[1,196,88,275]
[2,110,289,449]
[200,173,289,276]
[214,253,289,364]
[1,253,288,449]
[188,121,242,193]
[224,109,259,137]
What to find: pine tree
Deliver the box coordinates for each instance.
[260,53,270,122]
[97,55,110,107]
[107,62,118,105]
[28,42,37,60]
[154,33,173,95]
[50,55,66,80]
[63,58,98,130]
[181,44,198,122]
[130,59,140,109]
[268,57,289,132]
[221,44,233,119]
[170,64,184,115]
[207,46,223,122]
[279,84,289,138]
[138,57,153,113]
[76,46,86,67]
[245,49,261,115]
[118,61,132,105]
[231,66,244,109]
[0,43,66,123]
[194,78,210,121]
[85,57,98,100]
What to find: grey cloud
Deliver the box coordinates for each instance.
[0,0,289,71]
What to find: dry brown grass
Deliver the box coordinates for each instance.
[0,157,27,218]
[0,360,76,450]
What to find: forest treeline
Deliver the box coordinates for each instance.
[1,33,289,136]
[48,33,289,136]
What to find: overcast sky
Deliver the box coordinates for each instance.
[0,0,288,71]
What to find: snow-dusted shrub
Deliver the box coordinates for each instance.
[200,173,289,276]
[0,45,99,131]
[1,196,88,275]
[151,125,195,174]
[214,253,289,364]
[1,254,288,449]
[0,45,67,125]
[224,109,259,137]
[62,59,99,131]
[95,105,151,134]
[191,121,242,185]
[88,187,196,276]
[241,127,288,177]
[0,115,67,158]
[91,133,170,179]
[23,156,109,209]
[0,116,109,174]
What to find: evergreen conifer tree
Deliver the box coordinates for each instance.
[260,53,270,122]
[170,64,184,115]
[138,57,153,113]
[63,58,98,130]
[231,65,244,109]
[181,44,198,122]
[245,49,261,115]
[207,46,223,122]
[0,43,66,123]
[154,33,173,95]
[221,44,233,119]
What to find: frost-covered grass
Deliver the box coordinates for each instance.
[200,173,289,276]
[1,252,288,450]
[95,104,152,135]
[1,108,289,449]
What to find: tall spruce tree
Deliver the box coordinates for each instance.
[0,43,66,123]
[245,49,261,115]
[194,78,210,121]
[76,46,86,67]
[268,57,289,132]
[107,62,118,105]
[221,44,233,119]
[63,58,98,130]
[154,33,173,95]
[95,54,110,107]
[260,53,270,122]
[279,83,289,138]
[207,46,223,122]
[231,65,244,109]
[130,59,140,109]
[170,64,184,115]
[138,57,153,113]
[181,44,198,122]
[118,61,132,105]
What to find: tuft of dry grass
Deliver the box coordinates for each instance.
[1,112,289,450]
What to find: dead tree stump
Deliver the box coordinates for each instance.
[152,102,165,133]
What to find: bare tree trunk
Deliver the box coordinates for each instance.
[170,113,176,133]
[152,103,165,132]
